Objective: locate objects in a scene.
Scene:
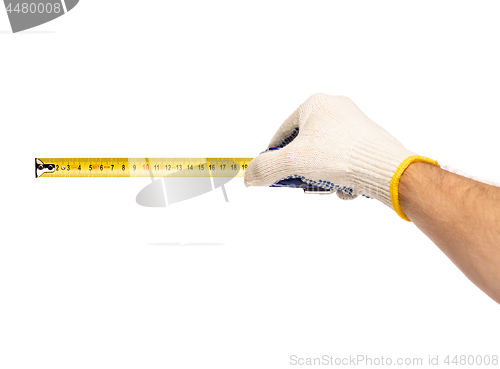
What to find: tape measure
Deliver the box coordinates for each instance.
[35,158,253,178]
[35,153,337,194]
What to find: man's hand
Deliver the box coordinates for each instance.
[244,93,437,218]
[245,94,500,304]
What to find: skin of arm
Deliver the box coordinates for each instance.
[399,162,500,304]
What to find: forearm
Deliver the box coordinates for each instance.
[399,162,500,303]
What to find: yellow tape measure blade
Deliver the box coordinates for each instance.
[35,158,253,178]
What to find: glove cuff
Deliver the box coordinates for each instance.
[349,139,412,207]
[389,155,440,221]
[349,140,438,220]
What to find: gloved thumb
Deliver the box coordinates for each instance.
[244,146,296,187]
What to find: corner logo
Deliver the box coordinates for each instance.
[3,0,79,33]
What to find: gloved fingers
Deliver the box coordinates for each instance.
[267,93,330,148]
[246,94,332,187]
[244,146,298,187]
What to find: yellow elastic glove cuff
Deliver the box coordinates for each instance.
[390,155,440,222]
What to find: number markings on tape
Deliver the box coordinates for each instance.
[36,158,253,177]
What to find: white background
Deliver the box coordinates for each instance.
[1,1,500,368]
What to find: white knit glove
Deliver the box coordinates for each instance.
[244,94,439,221]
